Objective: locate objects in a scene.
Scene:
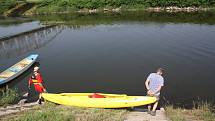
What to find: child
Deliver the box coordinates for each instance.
[28,66,47,104]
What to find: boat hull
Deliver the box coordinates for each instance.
[0,54,38,85]
[42,93,157,108]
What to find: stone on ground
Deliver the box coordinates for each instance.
[124,108,169,121]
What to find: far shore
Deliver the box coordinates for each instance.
[23,6,215,16]
[1,0,215,16]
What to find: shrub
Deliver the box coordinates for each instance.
[0,88,19,106]
[0,0,18,14]
[36,0,215,10]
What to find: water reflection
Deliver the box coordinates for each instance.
[0,25,64,59]
[0,17,33,26]
[35,11,215,25]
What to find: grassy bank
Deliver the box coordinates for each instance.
[0,0,18,14]
[36,0,215,8]
[166,102,215,121]
[1,102,127,121]
[1,0,215,15]
[33,0,215,14]
[0,88,127,121]
[0,88,19,106]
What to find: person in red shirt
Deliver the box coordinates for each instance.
[28,66,47,104]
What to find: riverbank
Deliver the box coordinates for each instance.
[1,0,215,16]
[0,100,167,121]
[166,103,215,121]
[0,89,214,121]
[0,88,19,107]
[0,102,127,121]
[25,0,215,14]
[1,101,215,121]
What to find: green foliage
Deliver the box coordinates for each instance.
[1,0,215,15]
[165,105,186,121]
[36,0,215,10]
[144,0,215,7]
[0,0,18,14]
[0,88,19,106]
[1,0,215,14]
[6,102,127,121]
[166,103,215,121]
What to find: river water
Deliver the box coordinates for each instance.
[0,12,215,107]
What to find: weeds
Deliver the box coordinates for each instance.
[0,88,19,106]
[166,102,215,121]
[0,0,18,14]
[4,102,127,121]
[36,0,215,9]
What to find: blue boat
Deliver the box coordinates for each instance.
[0,54,38,85]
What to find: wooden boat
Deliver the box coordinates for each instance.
[0,54,38,85]
[42,93,156,108]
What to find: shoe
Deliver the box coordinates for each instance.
[150,111,156,116]
[38,99,42,104]
[147,111,151,114]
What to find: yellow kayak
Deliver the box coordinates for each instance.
[42,93,156,108]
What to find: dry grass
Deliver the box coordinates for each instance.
[2,102,127,121]
[166,102,215,121]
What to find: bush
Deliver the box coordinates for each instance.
[0,0,18,14]
[36,0,215,10]
[0,88,19,106]
[166,102,215,121]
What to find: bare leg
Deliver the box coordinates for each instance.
[148,105,151,111]
[148,104,151,111]
[42,89,47,93]
[39,93,42,99]
[152,101,158,112]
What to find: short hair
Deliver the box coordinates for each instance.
[157,68,165,73]
[34,65,39,68]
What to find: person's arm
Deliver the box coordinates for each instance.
[145,73,152,90]
[145,79,150,90]
[28,78,32,88]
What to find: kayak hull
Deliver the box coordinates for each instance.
[42,93,157,108]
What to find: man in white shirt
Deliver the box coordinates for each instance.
[145,68,165,116]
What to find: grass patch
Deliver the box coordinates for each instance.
[34,0,215,9]
[0,88,19,106]
[3,102,127,121]
[1,0,215,15]
[29,0,215,14]
[0,0,18,14]
[166,102,215,121]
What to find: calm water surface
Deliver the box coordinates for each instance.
[0,21,43,37]
[0,12,215,107]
